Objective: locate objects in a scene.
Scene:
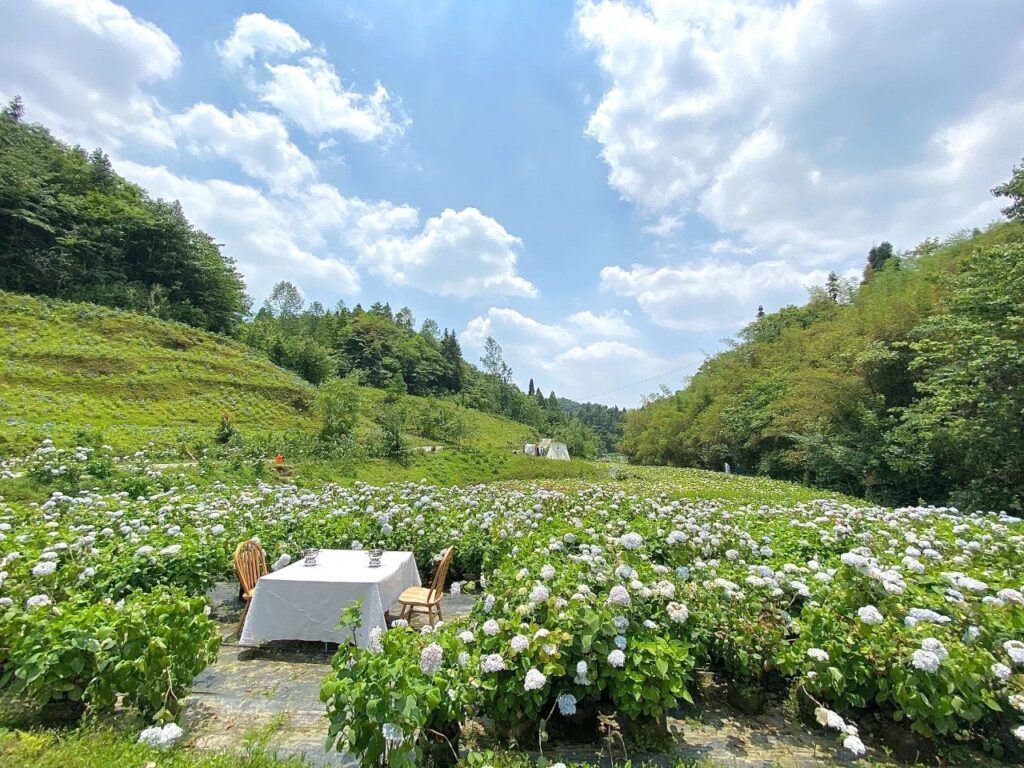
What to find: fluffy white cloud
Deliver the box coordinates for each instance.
[172,104,316,192]
[215,13,408,142]
[364,208,538,299]
[116,160,362,300]
[0,0,180,148]
[259,56,408,142]
[463,308,574,350]
[600,260,828,331]
[566,309,635,338]
[116,160,537,304]
[460,308,691,404]
[577,0,1024,259]
[217,12,311,69]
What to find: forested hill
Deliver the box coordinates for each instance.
[556,397,625,454]
[0,98,247,333]
[621,159,1024,513]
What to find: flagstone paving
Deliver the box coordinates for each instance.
[181,583,865,767]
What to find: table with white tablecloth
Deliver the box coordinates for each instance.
[239,549,420,648]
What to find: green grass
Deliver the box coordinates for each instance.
[0,291,537,459]
[0,291,318,454]
[0,724,309,768]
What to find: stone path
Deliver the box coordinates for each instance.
[182,583,474,766]
[182,584,869,767]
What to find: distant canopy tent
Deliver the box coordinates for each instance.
[537,438,570,461]
[523,443,538,456]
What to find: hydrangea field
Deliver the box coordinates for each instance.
[2,444,1024,765]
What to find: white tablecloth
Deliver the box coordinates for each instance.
[239,549,420,648]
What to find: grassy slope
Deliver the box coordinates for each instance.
[0,291,534,460]
[0,291,318,453]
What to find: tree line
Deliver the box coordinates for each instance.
[243,290,605,458]
[621,158,1024,512]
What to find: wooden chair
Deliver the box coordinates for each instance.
[233,539,268,635]
[398,546,454,626]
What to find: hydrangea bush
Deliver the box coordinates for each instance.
[1,442,1023,758]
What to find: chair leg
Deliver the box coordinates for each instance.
[237,598,250,637]
[436,602,443,622]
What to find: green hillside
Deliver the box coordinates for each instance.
[0,291,536,458]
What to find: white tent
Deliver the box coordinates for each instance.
[537,438,570,461]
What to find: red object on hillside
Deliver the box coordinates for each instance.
[275,454,284,465]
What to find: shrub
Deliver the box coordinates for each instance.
[0,587,220,722]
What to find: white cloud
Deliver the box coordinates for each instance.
[115,159,537,304]
[554,340,646,364]
[215,13,407,143]
[116,160,362,300]
[577,0,1024,258]
[0,0,180,148]
[259,56,408,142]
[600,259,828,331]
[463,308,574,350]
[364,208,538,299]
[566,309,635,338]
[460,307,691,404]
[172,104,316,192]
[217,12,311,69]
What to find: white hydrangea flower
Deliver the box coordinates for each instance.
[32,561,57,576]
[607,585,631,607]
[608,649,626,668]
[420,643,444,675]
[911,649,941,673]
[843,734,866,756]
[481,653,506,673]
[807,648,829,663]
[524,667,546,691]
[1005,640,1024,666]
[367,626,384,654]
[574,660,589,685]
[137,722,184,749]
[482,619,500,636]
[619,532,644,549]
[856,605,883,625]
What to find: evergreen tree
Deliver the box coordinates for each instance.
[528,378,535,396]
[825,271,841,302]
[756,305,765,319]
[440,329,464,392]
[2,95,24,122]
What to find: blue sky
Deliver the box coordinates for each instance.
[2,1,1023,406]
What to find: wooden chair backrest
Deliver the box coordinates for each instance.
[234,539,267,597]
[429,546,454,601]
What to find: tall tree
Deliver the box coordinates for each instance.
[864,241,895,280]
[528,378,535,396]
[480,336,513,383]
[825,271,842,302]
[264,281,304,318]
[440,329,464,392]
